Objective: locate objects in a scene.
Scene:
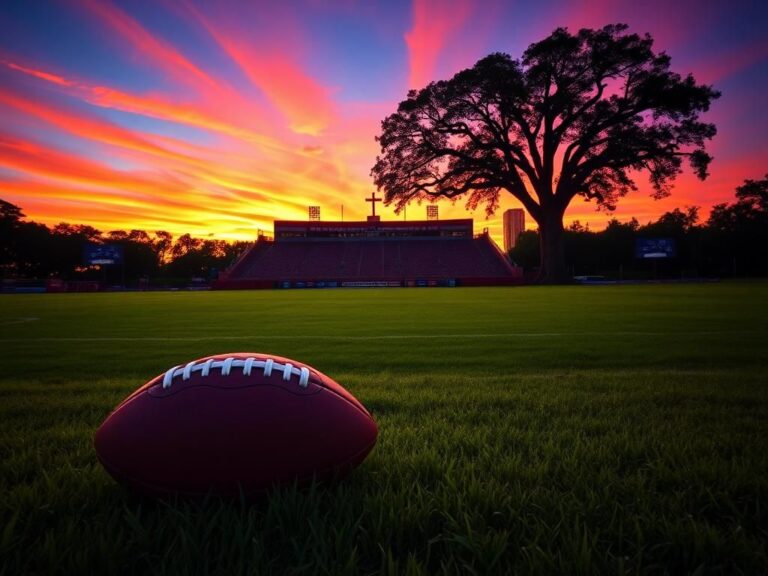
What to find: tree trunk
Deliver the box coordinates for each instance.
[536,209,569,284]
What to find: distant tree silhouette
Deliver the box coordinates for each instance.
[52,223,102,240]
[373,24,720,283]
[0,201,248,285]
[105,229,159,281]
[600,218,639,273]
[707,175,768,275]
[153,231,174,265]
[171,233,203,260]
[643,206,700,234]
[164,238,246,280]
[709,175,768,230]
[46,223,101,277]
[509,230,540,270]
[0,199,26,276]
[0,198,23,223]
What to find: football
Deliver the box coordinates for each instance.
[94,353,378,497]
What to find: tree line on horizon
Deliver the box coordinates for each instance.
[509,175,768,279]
[0,199,250,286]
[1,174,766,285]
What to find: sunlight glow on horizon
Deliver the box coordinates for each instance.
[0,0,765,245]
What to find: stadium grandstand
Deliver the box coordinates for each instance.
[215,196,522,289]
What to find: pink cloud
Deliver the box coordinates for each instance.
[1,59,295,159]
[80,0,221,96]
[691,38,768,86]
[2,61,75,87]
[404,0,474,89]
[0,86,208,168]
[218,47,337,136]
[182,4,337,136]
[548,0,714,53]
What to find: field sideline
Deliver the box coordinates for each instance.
[1,283,766,574]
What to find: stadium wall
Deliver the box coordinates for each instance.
[214,276,521,290]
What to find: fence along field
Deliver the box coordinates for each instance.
[1,283,766,574]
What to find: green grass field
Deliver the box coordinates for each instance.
[1,283,767,575]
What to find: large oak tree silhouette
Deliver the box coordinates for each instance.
[372,24,720,283]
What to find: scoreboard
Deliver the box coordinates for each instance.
[84,243,123,266]
[635,238,677,259]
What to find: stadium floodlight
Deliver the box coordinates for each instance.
[426,205,438,220]
[309,206,321,221]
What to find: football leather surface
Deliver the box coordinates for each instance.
[94,353,378,497]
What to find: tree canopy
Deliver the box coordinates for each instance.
[0,198,248,285]
[709,174,768,231]
[372,24,720,282]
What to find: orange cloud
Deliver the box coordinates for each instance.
[0,136,278,239]
[0,117,377,241]
[0,86,209,169]
[2,179,184,215]
[0,133,189,200]
[83,85,273,147]
[2,187,255,236]
[0,60,362,212]
[404,0,474,89]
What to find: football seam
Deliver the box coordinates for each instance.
[148,382,322,398]
[162,356,311,389]
[312,380,373,419]
[159,355,372,419]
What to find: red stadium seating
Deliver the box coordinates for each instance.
[216,233,522,289]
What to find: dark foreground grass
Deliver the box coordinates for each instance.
[1,283,767,575]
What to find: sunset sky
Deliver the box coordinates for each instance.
[0,0,766,244]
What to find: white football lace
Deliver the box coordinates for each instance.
[161,357,310,389]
